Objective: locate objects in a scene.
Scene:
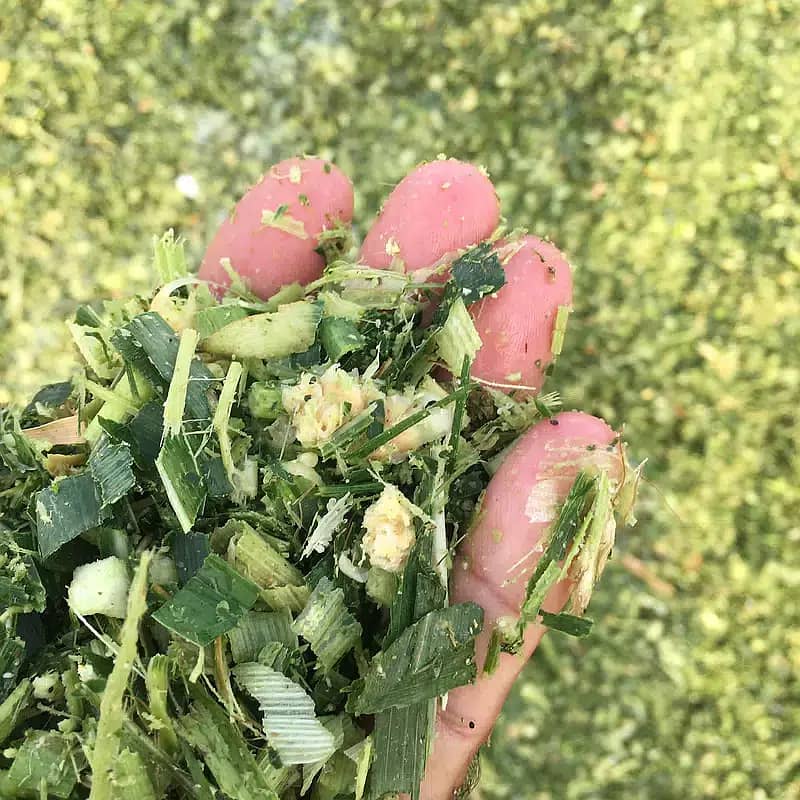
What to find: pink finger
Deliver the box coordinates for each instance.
[470,235,573,391]
[419,412,622,799]
[360,158,500,274]
[198,156,354,299]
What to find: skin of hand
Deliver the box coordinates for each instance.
[199,156,622,800]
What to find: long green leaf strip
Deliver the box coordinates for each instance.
[90,551,153,800]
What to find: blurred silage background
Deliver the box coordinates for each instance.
[1,1,799,797]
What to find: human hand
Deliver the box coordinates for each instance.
[199,156,622,799]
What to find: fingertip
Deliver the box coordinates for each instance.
[199,156,354,298]
[459,411,619,605]
[471,235,573,391]
[360,158,500,273]
[544,410,618,445]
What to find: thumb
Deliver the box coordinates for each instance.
[418,412,622,799]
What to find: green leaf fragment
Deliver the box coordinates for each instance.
[173,530,211,584]
[155,433,207,533]
[539,610,594,637]
[348,384,470,460]
[262,584,312,613]
[0,678,32,747]
[69,321,118,379]
[318,402,383,461]
[23,380,73,417]
[368,701,434,800]
[5,730,84,799]
[311,750,357,800]
[234,663,337,766]
[319,290,365,320]
[366,567,398,608]
[179,740,220,800]
[194,303,249,339]
[0,630,24,703]
[0,533,46,618]
[230,521,309,611]
[301,714,348,795]
[201,301,322,360]
[345,736,373,800]
[320,316,366,361]
[36,472,108,559]
[257,750,301,796]
[569,469,616,613]
[152,554,259,646]
[107,748,158,800]
[314,218,354,263]
[502,471,597,653]
[483,626,503,676]
[261,281,306,311]
[348,602,483,714]
[387,532,445,646]
[228,610,298,664]
[153,229,189,282]
[111,312,213,423]
[146,654,178,753]
[88,436,136,506]
[178,690,280,800]
[247,382,283,420]
[368,532,447,799]
[100,400,164,469]
[449,242,506,305]
[436,296,482,374]
[293,576,362,671]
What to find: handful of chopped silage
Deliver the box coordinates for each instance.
[0,231,639,800]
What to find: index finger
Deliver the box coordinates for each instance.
[199,156,354,298]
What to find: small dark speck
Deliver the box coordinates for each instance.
[468,721,476,729]
[549,419,559,426]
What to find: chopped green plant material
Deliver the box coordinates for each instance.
[201,301,322,359]
[152,554,260,646]
[436,297,483,374]
[89,551,153,800]
[293,577,362,671]
[234,662,337,765]
[0,229,636,800]
[348,602,483,714]
[4,730,85,799]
